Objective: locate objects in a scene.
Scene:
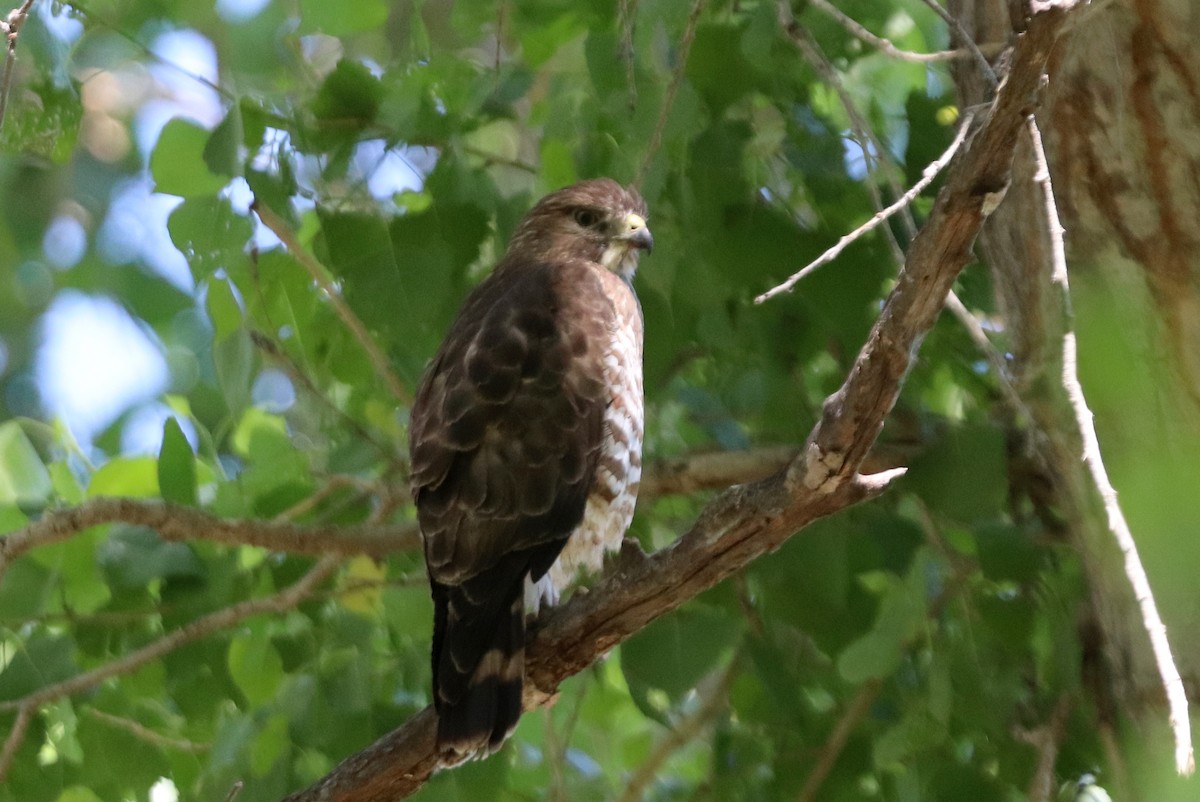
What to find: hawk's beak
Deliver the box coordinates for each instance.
[619,213,654,253]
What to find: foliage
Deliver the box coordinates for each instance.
[0,1,1191,801]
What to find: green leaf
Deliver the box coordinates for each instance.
[229,624,285,705]
[158,417,197,506]
[318,209,402,353]
[87,457,160,498]
[203,103,244,178]
[151,117,229,197]
[905,422,1006,522]
[0,557,54,620]
[310,60,383,126]
[54,787,105,802]
[96,526,204,589]
[0,422,51,505]
[168,195,254,282]
[299,0,388,35]
[206,277,243,340]
[837,549,934,683]
[214,328,257,416]
[620,605,741,721]
[250,713,291,775]
[0,631,77,702]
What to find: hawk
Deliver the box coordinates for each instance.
[409,178,652,759]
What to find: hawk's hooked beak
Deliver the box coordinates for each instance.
[618,212,654,253]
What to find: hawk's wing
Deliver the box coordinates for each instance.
[409,258,614,756]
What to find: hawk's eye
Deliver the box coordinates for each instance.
[572,208,601,229]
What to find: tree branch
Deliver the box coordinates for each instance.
[797,679,884,802]
[0,555,341,781]
[807,0,1004,64]
[0,0,35,131]
[635,0,703,186]
[1028,118,1194,776]
[84,708,211,754]
[250,197,411,405]
[617,659,737,802]
[756,112,974,303]
[0,497,418,581]
[279,5,1078,800]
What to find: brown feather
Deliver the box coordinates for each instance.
[409,178,649,760]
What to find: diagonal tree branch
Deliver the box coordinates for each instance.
[280,4,1079,800]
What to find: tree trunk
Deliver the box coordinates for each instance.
[952,0,1200,744]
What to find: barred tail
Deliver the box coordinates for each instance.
[430,578,525,760]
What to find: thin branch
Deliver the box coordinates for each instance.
[0,704,32,784]
[919,0,998,89]
[85,708,211,754]
[618,0,639,113]
[618,659,737,802]
[0,0,36,131]
[635,0,703,186]
[1027,118,1195,776]
[756,112,973,303]
[808,0,1003,63]
[780,8,913,261]
[461,145,537,174]
[1014,695,1072,802]
[249,329,402,466]
[281,7,1078,799]
[797,679,883,802]
[943,289,1033,422]
[0,497,418,580]
[0,555,340,781]
[250,197,411,405]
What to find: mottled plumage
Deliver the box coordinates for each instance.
[409,179,651,759]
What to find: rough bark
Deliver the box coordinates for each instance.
[952,0,1200,729]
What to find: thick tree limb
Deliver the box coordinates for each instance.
[280,5,1078,801]
[1029,119,1194,775]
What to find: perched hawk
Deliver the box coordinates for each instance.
[409,179,652,759]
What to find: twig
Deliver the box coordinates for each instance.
[0,555,340,781]
[618,660,737,802]
[1014,695,1072,802]
[778,3,914,260]
[756,113,973,303]
[808,0,1003,63]
[1027,118,1194,776]
[250,197,411,405]
[618,0,638,114]
[85,708,211,754]
[0,497,418,581]
[0,704,32,785]
[248,329,402,466]
[943,289,1033,422]
[635,0,703,186]
[797,679,883,802]
[919,0,998,89]
[281,7,1078,800]
[0,0,36,131]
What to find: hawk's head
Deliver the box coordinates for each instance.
[505,178,653,280]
